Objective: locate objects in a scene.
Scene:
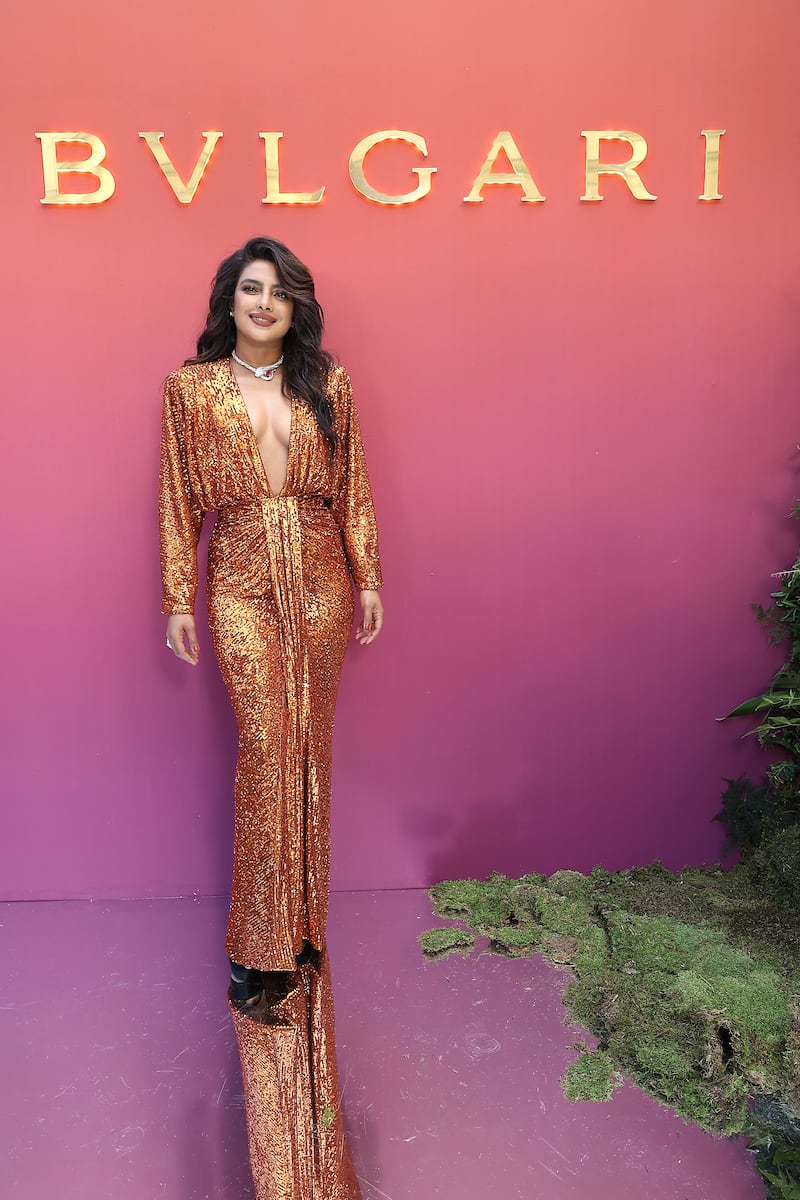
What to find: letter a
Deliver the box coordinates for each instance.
[463,131,545,204]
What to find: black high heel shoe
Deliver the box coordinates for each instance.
[228,959,265,1011]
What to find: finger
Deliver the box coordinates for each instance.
[174,630,190,662]
[181,629,199,665]
[369,610,383,641]
[183,640,200,665]
[358,606,375,636]
[168,625,199,666]
[358,606,382,645]
[186,628,200,663]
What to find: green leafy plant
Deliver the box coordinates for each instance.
[717,525,800,850]
[746,1099,800,1200]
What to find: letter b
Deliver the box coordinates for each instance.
[35,132,116,205]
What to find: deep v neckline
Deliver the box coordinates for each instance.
[228,356,295,498]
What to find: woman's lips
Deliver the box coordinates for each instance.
[249,313,276,326]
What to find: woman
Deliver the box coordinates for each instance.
[159,236,383,1200]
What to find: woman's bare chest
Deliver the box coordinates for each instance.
[235,374,292,450]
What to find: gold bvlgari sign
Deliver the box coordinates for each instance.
[33,128,726,206]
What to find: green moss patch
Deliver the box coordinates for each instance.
[418,927,475,959]
[420,860,800,1191]
[562,1050,623,1102]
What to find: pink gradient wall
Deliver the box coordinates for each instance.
[2,0,798,900]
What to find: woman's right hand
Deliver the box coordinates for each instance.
[166,614,200,666]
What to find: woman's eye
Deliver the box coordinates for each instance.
[274,290,288,299]
[242,284,257,293]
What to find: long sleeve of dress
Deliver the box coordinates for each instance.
[159,374,204,615]
[330,370,384,591]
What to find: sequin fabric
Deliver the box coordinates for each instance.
[229,946,361,1200]
[159,357,382,1200]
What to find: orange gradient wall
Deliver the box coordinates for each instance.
[2,0,798,900]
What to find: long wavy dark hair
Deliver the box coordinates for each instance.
[186,236,337,458]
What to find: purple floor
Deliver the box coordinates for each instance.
[2,890,762,1200]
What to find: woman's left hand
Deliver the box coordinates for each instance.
[356,589,383,645]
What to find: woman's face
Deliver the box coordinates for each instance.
[231,259,294,352]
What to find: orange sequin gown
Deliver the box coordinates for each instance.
[159,357,382,1200]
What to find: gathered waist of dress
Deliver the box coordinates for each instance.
[208,495,345,598]
[216,494,330,529]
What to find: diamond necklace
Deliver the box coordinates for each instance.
[231,349,284,382]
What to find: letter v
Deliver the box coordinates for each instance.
[139,131,223,203]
